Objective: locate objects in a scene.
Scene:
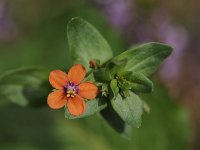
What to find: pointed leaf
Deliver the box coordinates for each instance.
[100,102,132,139]
[67,17,113,69]
[123,72,153,93]
[110,42,172,76]
[109,79,119,99]
[111,91,143,128]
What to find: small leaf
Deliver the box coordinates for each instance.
[0,67,45,85]
[123,72,153,93]
[67,17,113,69]
[104,59,128,81]
[109,79,119,99]
[65,96,107,119]
[100,102,132,139]
[0,67,49,107]
[110,42,172,76]
[142,100,150,114]
[93,59,127,83]
[102,83,109,97]
[0,85,28,106]
[111,91,143,128]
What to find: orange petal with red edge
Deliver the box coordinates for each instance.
[47,90,67,109]
[49,70,68,89]
[78,82,98,100]
[68,64,86,85]
[67,96,86,116]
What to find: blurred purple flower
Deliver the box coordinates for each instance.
[93,0,135,30]
[152,13,189,80]
[0,0,18,42]
[94,1,189,81]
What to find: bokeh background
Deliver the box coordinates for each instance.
[0,0,200,150]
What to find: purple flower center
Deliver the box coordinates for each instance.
[64,82,78,98]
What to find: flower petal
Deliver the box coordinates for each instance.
[67,96,86,116]
[68,64,86,85]
[47,90,67,109]
[78,82,98,100]
[49,70,68,89]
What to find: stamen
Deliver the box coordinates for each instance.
[65,83,78,98]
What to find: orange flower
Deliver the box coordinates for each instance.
[47,64,98,116]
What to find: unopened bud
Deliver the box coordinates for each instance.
[89,60,97,69]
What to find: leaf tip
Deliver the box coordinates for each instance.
[150,42,173,55]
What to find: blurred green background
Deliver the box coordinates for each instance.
[1,0,200,150]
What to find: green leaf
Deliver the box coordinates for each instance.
[65,96,107,119]
[93,59,127,83]
[104,59,128,81]
[0,67,49,107]
[100,102,132,139]
[0,85,28,106]
[123,72,153,93]
[142,100,150,114]
[0,67,45,85]
[109,79,119,99]
[110,42,172,76]
[67,17,113,69]
[111,91,143,128]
